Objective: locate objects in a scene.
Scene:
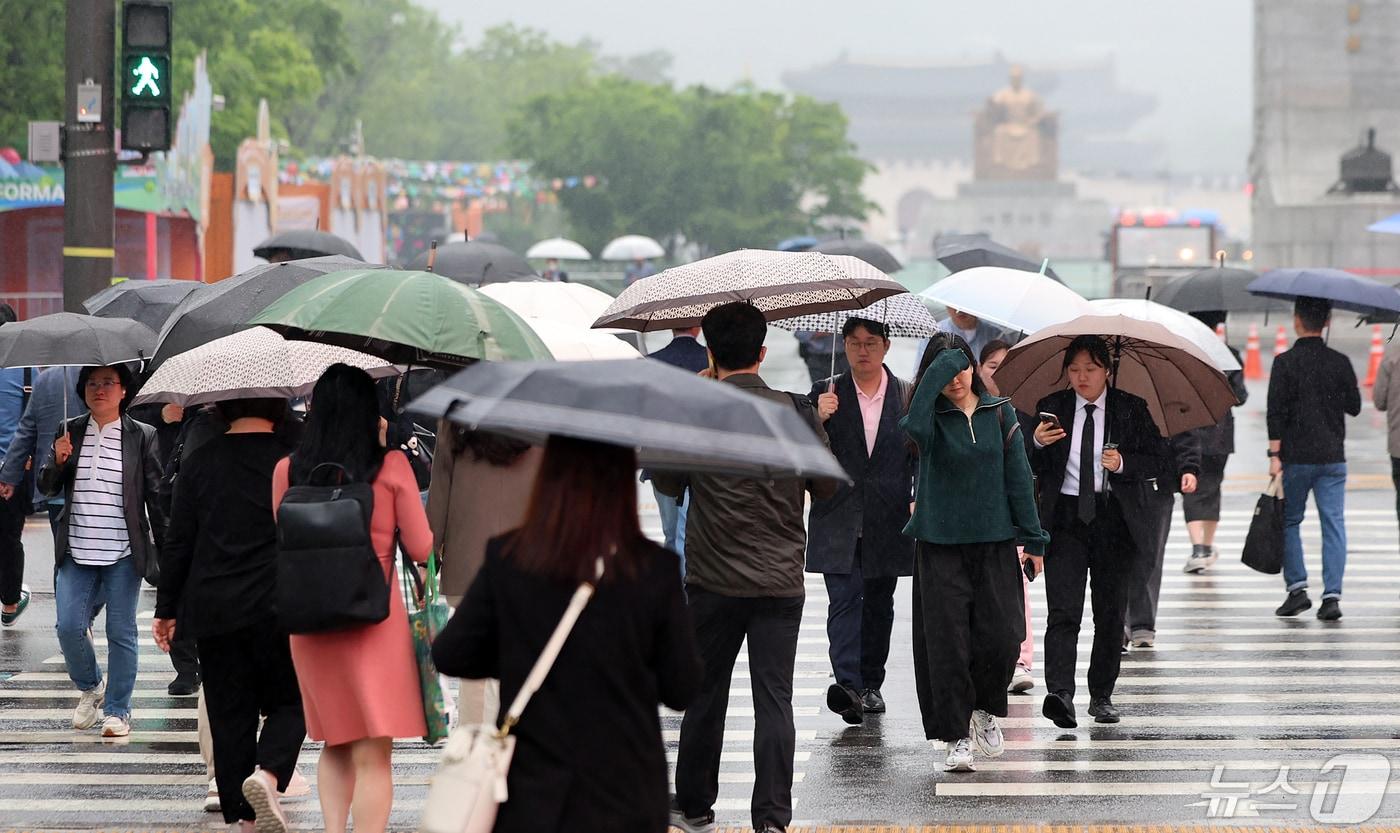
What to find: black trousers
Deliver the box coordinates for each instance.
[911,540,1023,742]
[198,623,306,824]
[822,540,898,692]
[0,485,27,606]
[1126,490,1175,637]
[675,588,803,831]
[1044,496,1135,701]
[169,632,200,680]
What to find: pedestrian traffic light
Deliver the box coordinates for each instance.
[120,0,172,152]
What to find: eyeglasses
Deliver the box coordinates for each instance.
[844,339,885,353]
[85,380,121,392]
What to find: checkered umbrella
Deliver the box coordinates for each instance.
[772,292,936,338]
[131,326,397,407]
[591,249,906,332]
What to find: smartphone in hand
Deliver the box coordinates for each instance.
[1037,412,1061,430]
[1023,558,1038,582]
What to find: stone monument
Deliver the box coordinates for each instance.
[974,65,1059,182]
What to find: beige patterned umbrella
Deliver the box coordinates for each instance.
[591,249,906,332]
[131,326,397,407]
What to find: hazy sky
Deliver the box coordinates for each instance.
[423,0,1252,173]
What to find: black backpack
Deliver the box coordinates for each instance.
[275,462,389,634]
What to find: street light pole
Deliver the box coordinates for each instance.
[62,0,117,311]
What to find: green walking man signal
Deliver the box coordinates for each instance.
[120,0,172,151]
[130,56,161,98]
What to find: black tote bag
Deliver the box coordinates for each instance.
[1241,475,1284,575]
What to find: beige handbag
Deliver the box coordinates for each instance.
[419,562,602,833]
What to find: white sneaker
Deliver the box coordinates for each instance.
[100,715,130,738]
[970,709,1005,758]
[278,767,311,799]
[72,679,105,730]
[944,737,975,771]
[242,767,290,833]
[204,777,221,813]
[1009,665,1034,692]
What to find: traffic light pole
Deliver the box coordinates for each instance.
[62,0,117,311]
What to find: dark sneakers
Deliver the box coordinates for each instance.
[1275,589,1312,617]
[0,584,30,627]
[826,683,864,725]
[167,674,201,697]
[860,688,886,713]
[1042,691,1077,728]
[1317,598,1342,621]
[1088,697,1121,724]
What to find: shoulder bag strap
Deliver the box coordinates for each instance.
[496,557,604,738]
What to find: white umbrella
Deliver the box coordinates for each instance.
[131,326,398,407]
[1090,298,1241,372]
[919,266,1093,336]
[480,282,622,333]
[601,234,665,261]
[525,237,592,261]
[773,292,937,339]
[523,318,643,361]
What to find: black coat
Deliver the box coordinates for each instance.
[805,368,915,577]
[431,534,702,833]
[1029,388,1171,525]
[38,413,166,582]
[648,334,710,374]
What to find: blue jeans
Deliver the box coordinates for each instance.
[653,484,688,578]
[1282,462,1348,600]
[55,557,142,719]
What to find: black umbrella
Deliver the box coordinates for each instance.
[253,229,364,262]
[811,239,902,274]
[934,233,1062,282]
[408,241,537,285]
[151,255,385,369]
[83,278,204,332]
[1154,265,1286,314]
[0,313,155,368]
[1248,268,1400,317]
[407,359,848,481]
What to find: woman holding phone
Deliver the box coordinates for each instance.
[903,334,1047,773]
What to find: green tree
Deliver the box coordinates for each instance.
[0,0,68,157]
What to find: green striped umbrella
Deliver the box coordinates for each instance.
[248,269,551,368]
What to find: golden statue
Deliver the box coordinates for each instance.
[974,65,1059,181]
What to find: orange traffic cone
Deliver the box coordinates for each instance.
[1365,324,1384,386]
[1244,323,1263,380]
[1273,325,1289,358]
[1215,323,1226,342]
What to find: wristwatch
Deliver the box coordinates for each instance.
[1267,450,1280,458]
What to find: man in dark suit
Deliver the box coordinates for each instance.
[807,318,915,724]
[1030,335,1168,728]
[646,327,710,564]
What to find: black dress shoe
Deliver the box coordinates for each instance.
[1041,691,1077,728]
[826,683,864,725]
[168,674,201,696]
[1088,697,1121,724]
[1275,589,1312,617]
[860,688,886,713]
[1317,598,1342,621]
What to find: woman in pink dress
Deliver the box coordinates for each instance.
[271,364,432,833]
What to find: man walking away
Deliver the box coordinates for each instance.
[0,304,29,626]
[1269,298,1361,621]
[645,327,710,566]
[808,318,914,724]
[657,302,835,833]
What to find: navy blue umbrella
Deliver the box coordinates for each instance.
[1247,268,1400,317]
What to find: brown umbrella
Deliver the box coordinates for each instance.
[991,314,1238,436]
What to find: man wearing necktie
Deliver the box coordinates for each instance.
[1030,336,1169,729]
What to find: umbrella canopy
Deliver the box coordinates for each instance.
[131,326,397,407]
[934,234,1062,282]
[773,292,937,339]
[406,359,847,481]
[479,282,623,333]
[593,249,906,332]
[811,239,903,274]
[525,237,592,261]
[151,256,382,369]
[409,241,537,285]
[1090,298,1241,372]
[83,278,204,332]
[1367,213,1400,234]
[523,319,643,361]
[0,313,155,368]
[992,314,1238,436]
[1247,268,1400,317]
[601,235,665,261]
[777,236,818,252]
[1153,266,1284,314]
[253,229,363,262]
[919,266,1093,336]
[249,269,552,368]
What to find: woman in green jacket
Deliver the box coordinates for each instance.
[902,334,1048,773]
